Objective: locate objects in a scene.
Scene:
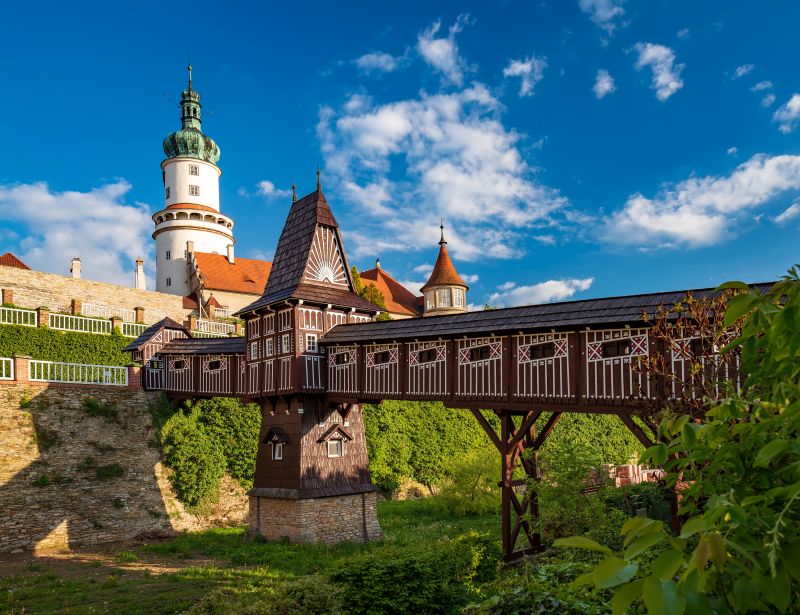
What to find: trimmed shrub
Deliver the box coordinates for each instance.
[0,324,131,365]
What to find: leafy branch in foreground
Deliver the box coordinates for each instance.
[556,266,800,614]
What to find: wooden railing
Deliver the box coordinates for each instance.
[28,360,128,386]
[82,303,136,323]
[196,318,236,335]
[48,313,112,335]
[0,357,13,380]
[0,306,37,327]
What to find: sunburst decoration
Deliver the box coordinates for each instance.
[305,226,348,286]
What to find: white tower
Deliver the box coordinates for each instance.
[152,66,234,296]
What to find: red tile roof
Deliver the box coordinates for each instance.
[421,243,467,291]
[360,267,422,317]
[0,252,30,270]
[193,252,272,295]
[166,203,220,213]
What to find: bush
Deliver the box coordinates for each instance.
[161,407,226,508]
[330,535,498,614]
[83,397,119,422]
[196,398,261,489]
[0,324,131,365]
[435,447,500,516]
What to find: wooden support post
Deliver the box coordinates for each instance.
[618,414,655,449]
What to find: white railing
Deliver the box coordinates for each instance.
[0,357,13,380]
[121,322,147,338]
[48,313,112,335]
[213,307,230,319]
[28,360,128,386]
[81,303,137,323]
[0,306,37,327]
[196,319,236,335]
[192,330,229,338]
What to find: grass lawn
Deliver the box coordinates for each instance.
[0,499,500,614]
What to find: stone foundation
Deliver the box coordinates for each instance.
[248,491,382,544]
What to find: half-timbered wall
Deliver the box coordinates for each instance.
[141,329,188,363]
[165,354,194,393]
[455,337,504,399]
[584,328,651,401]
[198,354,233,395]
[364,344,401,396]
[328,346,358,394]
[407,341,448,398]
[514,333,572,400]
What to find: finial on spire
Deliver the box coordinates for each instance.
[316,166,321,191]
[292,183,297,203]
[439,218,447,245]
[187,64,193,91]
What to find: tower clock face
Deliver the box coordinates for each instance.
[305,226,348,286]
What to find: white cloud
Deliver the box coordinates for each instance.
[398,279,426,295]
[417,15,472,86]
[503,56,547,97]
[762,93,777,108]
[489,277,594,307]
[355,52,399,74]
[257,180,292,199]
[578,0,625,34]
[773,94,800,133]
[727,146,738,156]
[318,83,568,262]
[604,153,800,247]
[462,273,479,284]
[676,28,690,38]
[774,202,800,225]
[733,64,755,79]
[0,181,153,285]
[750,80,773,92]
[593,68,616,99]
[633,43,684,101]
[413,262,434,276]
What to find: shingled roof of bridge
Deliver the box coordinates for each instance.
[122,317,189,352]
[320,282,776,344]
[160,336,245,354]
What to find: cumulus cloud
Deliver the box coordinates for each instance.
[578,0,625,34]
[633,43,684,101]
[355,52,399,74]
[593,69,616,99]
[604,154,800,247]
[773,94,800,133]
[774,202,800,225]
[488,277,594,307]
[727,146,738,156]
[417,15,472,86]
[462,273,480,284]
[318,83,568,261]
[398,279,426,295]
[413,262,434,276]
[503,56,547,97]
[733,64,755,79]
[750,80,773,92]
[256,180,292,199]
[0,181,153,285]
[762,93,777,108]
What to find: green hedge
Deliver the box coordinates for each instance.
[0,324,131,365]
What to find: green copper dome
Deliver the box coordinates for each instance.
[162,66,221,164]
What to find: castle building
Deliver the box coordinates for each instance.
[152,66,234,297]
[420,223,468,316]
[359,259,422,319]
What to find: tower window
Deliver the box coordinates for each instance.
[189,164,199,175]
[165,250,171,260]
[281,334,291,354]
[165,187,171,199]
[327,440,343,458]
[272,442,283,461]
[305,334,318,353]
[454,288,464,308]
[438,288,451,308]
[189,185,200,196]
[166,277,172,287]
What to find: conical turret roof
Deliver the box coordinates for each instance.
[421,226,468,291]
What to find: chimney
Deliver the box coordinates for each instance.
[70,257,81,279]
[134,257,146,290]
[186,241,194,258]
[227,244,235,265]
[376,257,381,270]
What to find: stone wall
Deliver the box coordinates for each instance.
[0,265,188,324]
[247,492,382,544]
[0,381,248,553]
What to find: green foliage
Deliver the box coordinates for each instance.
[82,396,119,422]
[330,534,497,614]
[115,550,138,564]
[351,264,390,316]
[161,406,226,508]
[0,324,131,365]
[557,268,800,614]
[537,413,646,467]
[33,424,59,451]
[435,447,500,516]
[19,390,31,409]
[96,463,124,480]
[195,398,261,489]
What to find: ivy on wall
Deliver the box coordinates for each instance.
[0,324,131,365]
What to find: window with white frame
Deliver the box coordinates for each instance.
[426,292,435,310]
[438,288,451,307]
[272,442,283,460]
[454,288,464,308]
[165,186,171,199]
[189,164,199,175]
[306,333,318,353]
[249,341,259,360]
[264,338,274,356]
[327,439,343,458]
[189,185,199,196]
[281,334,291,354]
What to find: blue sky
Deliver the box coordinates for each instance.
[1,1,799,307]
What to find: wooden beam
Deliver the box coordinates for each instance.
[619,414,655,449]
[469,408,502,451]
[532,412,562,450]
[509,410,542,450]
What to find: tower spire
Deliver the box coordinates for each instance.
[187,64,193,91]
[316,166,322,191]
[439,218,447,245]
[292,183,297,203]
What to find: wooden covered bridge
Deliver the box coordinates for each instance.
[126,186,750,561]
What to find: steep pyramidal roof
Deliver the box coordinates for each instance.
[421,236,467,291]
[236,189,378,315]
